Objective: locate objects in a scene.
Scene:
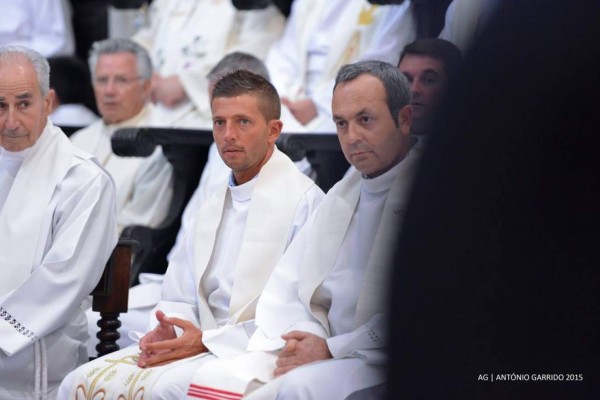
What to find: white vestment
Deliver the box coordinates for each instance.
[70,104,173,233]
[0,120,117,400]
[0,0,74,57]
[186,140,422,400]
[267,0,416,133]
[133,0,285,128]
[58,148,324,400]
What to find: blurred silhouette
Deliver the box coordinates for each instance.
[388,1,600,399]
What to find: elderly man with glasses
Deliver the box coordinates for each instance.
[70,38,173,234]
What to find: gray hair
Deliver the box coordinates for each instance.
[334,60,411,127]
[207,51,270,84]
[0,45,50,97]
[88,38,153,81]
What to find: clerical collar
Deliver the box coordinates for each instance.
[0,146,29,160]
[361,158,404,195]
[228,172,259,203]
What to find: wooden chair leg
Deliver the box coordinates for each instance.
[90,238,137,358]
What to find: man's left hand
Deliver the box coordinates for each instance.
[274,331,332,376]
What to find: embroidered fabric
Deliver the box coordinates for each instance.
[0,307,38,340]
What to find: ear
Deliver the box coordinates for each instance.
[44,89,55,116]
[267,119,283,144]
[141,78,152,98]
[398,104,412,136]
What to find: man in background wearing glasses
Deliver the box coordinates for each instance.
[70,38,173,235]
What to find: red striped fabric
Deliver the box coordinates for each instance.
[187,384,243,400]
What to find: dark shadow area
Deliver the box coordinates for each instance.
[388,1,600,399]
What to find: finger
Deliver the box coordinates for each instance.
[281,98,291,107]
[280,338,297,354]
[138,350,176,368]
[274,365,297,377]
[281,331,310,341]
[165,316,197,330]
[143,336,182,352]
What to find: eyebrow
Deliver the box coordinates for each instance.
[333,108,371,121]
[16,93,33,99]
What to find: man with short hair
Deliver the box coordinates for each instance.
[0,45,117,399]
[185,60,421,399]
[70,38,173,233]
[58,70,324,400]
[398,38,461,136]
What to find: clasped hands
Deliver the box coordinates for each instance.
[137,310,207,368]
[274,331,332,377]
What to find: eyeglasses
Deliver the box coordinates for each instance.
[94,76,143,87]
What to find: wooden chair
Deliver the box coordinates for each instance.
[112,128,213,284]
[90,237,138,358]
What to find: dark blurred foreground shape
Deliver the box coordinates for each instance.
[388,1,600,399]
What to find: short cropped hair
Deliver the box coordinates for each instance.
[207,52,270,84]
[399,38,462,79]
[212,69,281,121]
[0,45,50,97]
[334,60,411,127]
[88,38,153,81]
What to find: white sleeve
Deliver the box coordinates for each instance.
[151,220,202,331]
[117,148,174,231]
[326,314,387,365]
[0,163,117,356]
[29,0,74,56]
[265,0,305,96]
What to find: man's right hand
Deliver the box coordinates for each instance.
[137,310,207,368]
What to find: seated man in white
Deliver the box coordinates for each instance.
[58,70,325,400]
[267,0,416,132]
[186,60,421,399]
[70,38,173,233]
[0,45,117,399]
[133,0,285,128]
[121,51,276,352]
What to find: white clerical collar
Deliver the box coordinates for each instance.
[361,159,405,195]
[228,173,259,203]
[0,146,28,178]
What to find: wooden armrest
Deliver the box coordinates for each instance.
[91,237,138,357]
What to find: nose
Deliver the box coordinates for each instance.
[5,107,19,130]
[222,124,237,142]
[102,79,118,95]
[347,122,362,145]
[410,80,422,97]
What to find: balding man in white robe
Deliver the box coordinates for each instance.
[186,60,421,400]
[0,46,116,399]
[58,69,324,400]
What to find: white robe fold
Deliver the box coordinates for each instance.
[186,140,423,399]
[58,148,324,400]
[0,120,117,399]
[70,104,174,233]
